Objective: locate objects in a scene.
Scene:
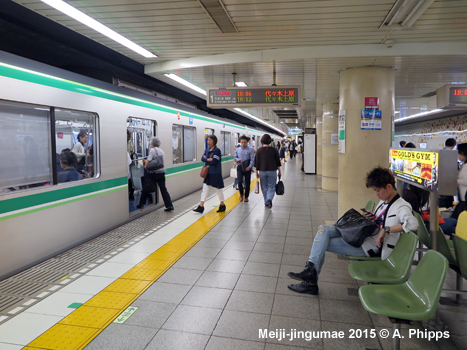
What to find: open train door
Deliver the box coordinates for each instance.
[127,117,157,213]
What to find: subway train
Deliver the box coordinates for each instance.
[0,51,282,280]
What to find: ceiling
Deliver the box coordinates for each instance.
[7,0,467,132]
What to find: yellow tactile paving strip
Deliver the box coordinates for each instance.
[25,179,257,350]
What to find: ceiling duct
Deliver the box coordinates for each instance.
[284,122,300,128]
[273,109,299,119]
[198,0,238,33]
[421,91,437,98]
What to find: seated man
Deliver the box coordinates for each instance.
[287,166,418,295]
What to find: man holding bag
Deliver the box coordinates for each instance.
[287,166,418,295]
[234,135,255,202]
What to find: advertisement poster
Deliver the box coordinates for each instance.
[361,110,382,130]
[389,149,439,190]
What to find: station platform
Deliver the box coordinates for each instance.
[0,158,465,350]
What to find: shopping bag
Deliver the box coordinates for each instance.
[254,177,260,194]
[230,165,237,178]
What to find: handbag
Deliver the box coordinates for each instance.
[334,208,379,247]
[421,211,445,224]
[200,151,213,178]
[230,165,237,178]
[147,149,164,171]
[275,175,284,195]
[200,165,209,178]
[241,160,250,170]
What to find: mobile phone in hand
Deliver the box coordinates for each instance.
[361,208,373,215]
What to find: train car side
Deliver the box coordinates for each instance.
[0,58,277,280]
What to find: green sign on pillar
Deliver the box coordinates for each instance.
[338,110,346,154]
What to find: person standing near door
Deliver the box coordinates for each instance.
[234,135,255,202]
[127,129,135,200]
[137,137,174,212]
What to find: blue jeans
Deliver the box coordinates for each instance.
[259,171,277,205]
[425,218,457,237]
[233,178,245,186]
[308,225,366,274]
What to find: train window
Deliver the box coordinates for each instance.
[251,135,257,149]
[172,125,183,164]
[220,131,230,156]
[0,101,99,193]
[204,128,214,149]
[0,101,52,191]
[232,132,240,152]
[172,124,196,164]
[55,110,98,183]
[183,126,196,162]
[127,118,156,160]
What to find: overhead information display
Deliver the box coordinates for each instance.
[450,87,467,104]
[207,86,300,108]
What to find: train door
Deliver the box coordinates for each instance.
[127,117,156,214]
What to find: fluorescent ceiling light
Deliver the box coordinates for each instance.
[380,0,434,29]
[41,0,157,58]
[401,0,435,28]
[164,73,206,95]
[234,82,248,87]
[395,109,442,123]
[234,108,286,136]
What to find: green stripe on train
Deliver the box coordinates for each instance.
[0,157,235,216]
[0,177,127,215]
[1,187,125,222]
[0,63,263,134]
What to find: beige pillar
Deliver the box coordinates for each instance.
[322,104,339,191]
[338,66,395,216]
[316,116,322,176]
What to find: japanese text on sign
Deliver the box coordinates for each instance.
[207,86,300,108]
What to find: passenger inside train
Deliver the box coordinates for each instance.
[57,150,85,183]
[71,130,90,174]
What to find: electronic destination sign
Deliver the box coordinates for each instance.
[449,87,467,104]
[207,86,300,108]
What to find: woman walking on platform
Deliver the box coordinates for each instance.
[255,134,282,209]
[193,135,226,213]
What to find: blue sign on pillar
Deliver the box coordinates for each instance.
[361,110,382,130]
[189,115,193,124]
